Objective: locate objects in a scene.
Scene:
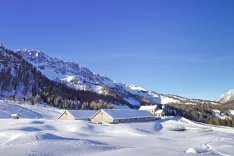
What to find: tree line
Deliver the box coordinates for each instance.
[165,103,234,127]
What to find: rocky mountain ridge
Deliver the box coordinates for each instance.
[218,89,234,104]
[15,47,221,106]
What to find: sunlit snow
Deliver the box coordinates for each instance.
[0,101,234,156]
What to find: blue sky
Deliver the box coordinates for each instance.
[1,0,234,100]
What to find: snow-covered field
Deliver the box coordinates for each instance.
[0,101,234,156]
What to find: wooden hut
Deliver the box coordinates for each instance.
[11,114,20,119]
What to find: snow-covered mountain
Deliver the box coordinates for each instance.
[217,89,234,103]
[16,48,220,106]
[0,45,119,110]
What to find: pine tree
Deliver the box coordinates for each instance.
[227,119,232,127]
[208,117,214,125]
[28,95,34,105]
[214,118,221,126]
[220,119,227,126]
[232,117,234,127]
[34,94,41,104]
[16,94,22,102]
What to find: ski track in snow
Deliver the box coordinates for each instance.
[202,138,234,156]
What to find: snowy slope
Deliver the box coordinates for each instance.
[15,48,220,106]
[0,102,234,156]
[20,104,64,119]
[0,100,63,119]
[112,104,130,109]
[0,102,42,119]
[218,89,234,103]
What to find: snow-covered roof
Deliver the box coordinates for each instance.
[66,110,97,119]
[11,114,20,117]
[139,105,157,110]
[101,109,154,120]
[155,110,164,114]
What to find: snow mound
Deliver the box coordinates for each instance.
[103,121,163,136]
[0,131,23,144]
[36,133,79,140]
[62,121,97,134]
[0,115,233,155]
[185,148,197,154]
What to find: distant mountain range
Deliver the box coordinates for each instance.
[0,44,227,108]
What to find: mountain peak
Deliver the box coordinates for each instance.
[218,89,234,103]
[16,49,113,86]
[0,42,4,47]
[124,83,147,92]
[17,49,47,58]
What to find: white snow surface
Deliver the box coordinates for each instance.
[139,105,157,110]
[160,96,180,104]
[0,100,63,119]
[185,148,198,154]
[102,109,154,119]
[65,110,98,119]
[124,83,147,92]
[0,102,234,156]
[155,109,164,114]
[218,89,234,103]
[123,97,141,106]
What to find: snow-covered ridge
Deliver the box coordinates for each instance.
[14,48,220,106]
[17,50,94,79]
[217,89,234,103]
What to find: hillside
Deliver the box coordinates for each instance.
[13,47,220,106]
[0,45,123,110]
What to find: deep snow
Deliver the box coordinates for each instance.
[0,101,234,156]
